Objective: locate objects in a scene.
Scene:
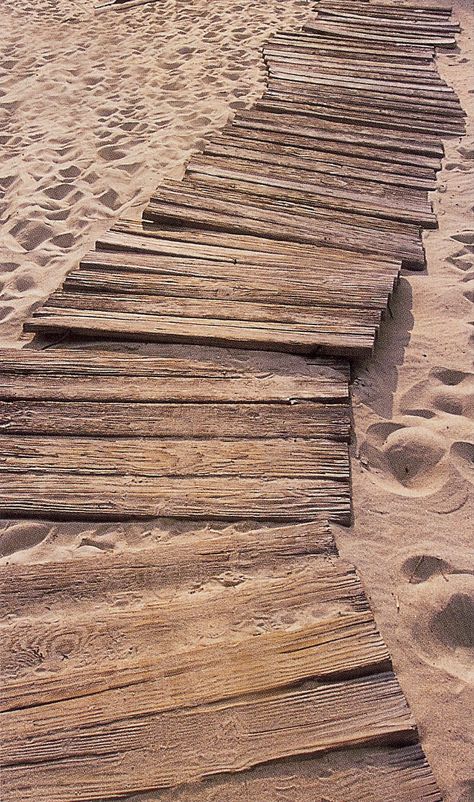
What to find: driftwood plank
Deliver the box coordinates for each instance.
[0,519,336,617]
[203,137,438,190]
[0,348,349,402]
[256,96,465,138]
[1,560,368,684]
[0,673,417,801]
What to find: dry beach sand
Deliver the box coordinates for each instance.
[0,0,473,801]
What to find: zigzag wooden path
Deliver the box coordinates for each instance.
[0,0,465,799]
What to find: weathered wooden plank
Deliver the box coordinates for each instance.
[1,612,389,713]
[25,306,377,357]
[185,154,435,224]
[316,10,459,32]
[1,559,367,680]
[104,219,407,267]
[233,109,445,156]
[0,672,417,801]
[256,95,465,138]
[0,399,351,440]
[267,74,462,108]
[73,251,399,307]
[264,54,444,82]
[0,472,352,522]
[45,286,385,325]
[0,348,349,402]
[171,177,423,268]
[203,138,438,190]
[267,33,435,61]
[0,434,351,481]
[143,185,427,264]
[96,745,442,802]
[62,269,396,313]
[0,519,336,617]
[224,121,443,169]
[304,21,456,46]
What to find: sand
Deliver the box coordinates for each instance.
[0,0,473,800]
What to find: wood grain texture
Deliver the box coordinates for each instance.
[0,348,349,402]
[0,399,351,440]
[0,673,417,801]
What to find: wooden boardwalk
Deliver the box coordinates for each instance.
[0,0,464,799]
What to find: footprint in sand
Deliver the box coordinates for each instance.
[0,521,50,558]
[400,367,474,421]
[359,422,449,497]
[408,573,474,684]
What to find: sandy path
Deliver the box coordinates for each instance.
[0,0,306,345]
[341,2,474,800]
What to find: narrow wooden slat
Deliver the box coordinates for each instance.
[2,559,366,680]
[64,266,396,311]
[256,96,464,138]
[0,434,351,481]
[0,472,351,522]
[176,176,424,268]
[0,673,417,802]
[25,306,377,357]
[267,32,435,61]
[316,9,459,32]
[304,21,456,47]
[185,153,435,224]
[0,348,349,403]
[0,399,351,440]
[0,520,336,617]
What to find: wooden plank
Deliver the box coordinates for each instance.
[105,210,423,270]
[304,21,456,47]
[233,109,445,156]
[1,557,366,680]
[104,219,406,267]
[94,745,441,802]
[0,519,336,618]
[185,154,435,224]
[256,96,465,138]
[316,10,459,32]
[0,672,417,801]
[25,306,377,357]
[223,121,443,169]
[0,399,351,440]
[0,434,351,481]
[144,177,436,236]
[0,472,351,522]
[267,32,435,61]
[64,261,398,310]
[1,612,389,713]
[266,72,462,104]
[169,176,424,268]
[0,348,349,403]
[265,58,448,87]
[203,138,438,190]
